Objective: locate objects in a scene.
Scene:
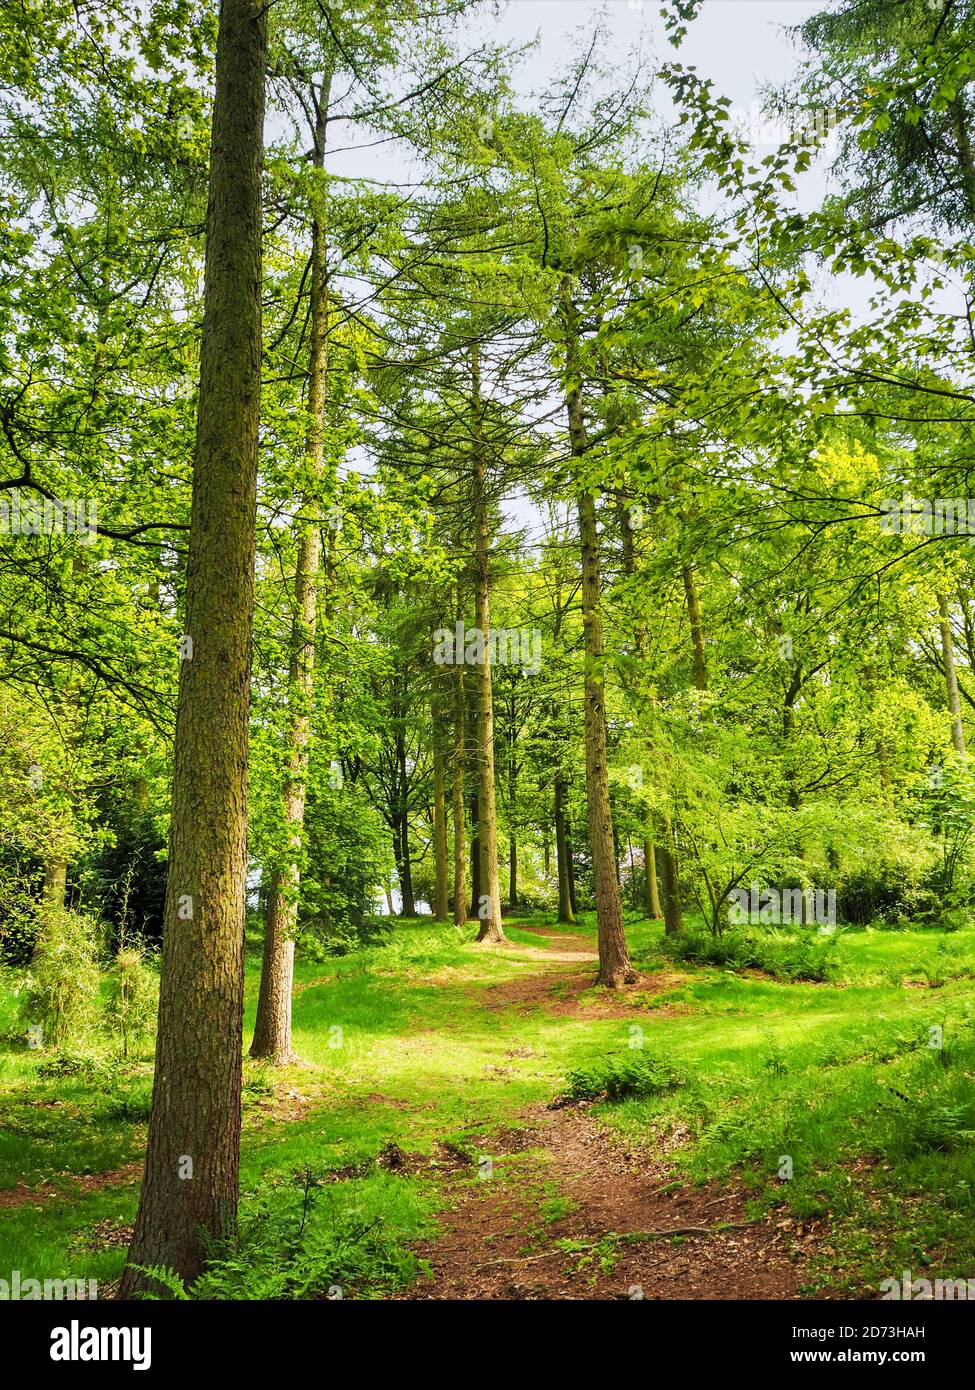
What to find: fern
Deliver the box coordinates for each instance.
[130,1264,191,1300]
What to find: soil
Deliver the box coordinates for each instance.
[0,1161,143,1209]
[403,1106,814,1300]
[400,926,817,1300]
[467,927,695,1021]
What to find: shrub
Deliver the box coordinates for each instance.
[296,778,393,953]
[662,927,837,983]
[893,1099,975,1156]
[134,1173,429,1300]
[37,1049,100,1079]
[553,1054,686,1107]
[101,1081,153,1123]
[104,945,159,1057]
[19,907,101,1048]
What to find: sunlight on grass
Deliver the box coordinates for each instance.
[3,912,975,1295]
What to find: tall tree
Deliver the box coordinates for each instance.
[120,0,267,1294]
[472,341,504,943]
[251,66,332,1063]
[563,289,634,985]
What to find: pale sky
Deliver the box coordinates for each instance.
[324,1,830,184]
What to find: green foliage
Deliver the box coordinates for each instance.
[19,907,101,1048]
[6,0,975,1310]
[661,926,839,982]
[136,1173,430,1300]
[3,916,975,1299]
[104,947,160,1058]
[554,1054,687,1107]
[838,864,941,927]
[85,812,168,950]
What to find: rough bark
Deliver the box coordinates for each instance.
[614,498,667,928]
[120,0,266,1295]
[507,723,518,909]
[397,812,416,916]
[469,788,480,919]
[566,824,578,916]
[562,283,632,984]
[654,559,707,933]
[576,488,633,984]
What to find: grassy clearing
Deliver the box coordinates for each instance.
[1,912,974,1297]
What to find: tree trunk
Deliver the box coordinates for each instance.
[652,560,704,932]
[452,646,466,928]
[614,497,669,931]
[659,812,683,937]
[554,774,575,924]
[395,725,416,916]
[576,488,633,984]
[121,0,266,1296]
[563,281,632,984]
[432,710,450,922]
[469,789,480,919]
[398,812,416,917]
[472,344,504,942]
[507,733,518,909]
[251,70,331,1064]
[938,591,967,756]
[644,836,662,919]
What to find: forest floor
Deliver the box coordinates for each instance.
[2,913,975,1299]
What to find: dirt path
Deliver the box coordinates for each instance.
[403,927,814,1300]
[404,1106,811,1300]
[468,926,694,1020]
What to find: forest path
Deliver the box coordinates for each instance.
[461,925,691,1021]
[404,1102,810,1300]
[401,926,812,1300]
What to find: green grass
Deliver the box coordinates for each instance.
[2,912,975,1297]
